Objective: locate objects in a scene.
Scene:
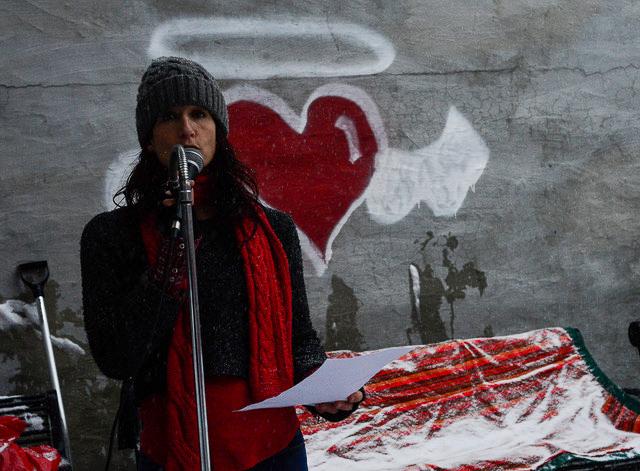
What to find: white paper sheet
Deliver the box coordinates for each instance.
[239,346,415,411]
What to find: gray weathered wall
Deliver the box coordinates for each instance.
[2,1,639,468]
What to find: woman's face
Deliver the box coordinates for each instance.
[147,105,217,168]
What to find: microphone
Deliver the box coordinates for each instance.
[168,145,205,238]
[169,145,205,191]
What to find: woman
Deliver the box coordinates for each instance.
[81,56,364,470]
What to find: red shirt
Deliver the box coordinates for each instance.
[139,376,299,470]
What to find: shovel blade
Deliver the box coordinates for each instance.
[17,260,49,297]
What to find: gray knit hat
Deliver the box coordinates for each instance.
[135,56,228,147]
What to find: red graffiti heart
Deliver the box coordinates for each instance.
[228,95,378,262]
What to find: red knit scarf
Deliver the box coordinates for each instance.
[139,203,298,470]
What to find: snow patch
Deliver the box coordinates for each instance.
[22,412,44,431]
[409,264,420,313]
[0,299,38,328]
[0,405,28,413]
[0,300,85,355]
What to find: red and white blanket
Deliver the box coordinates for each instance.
[298,327,640,470]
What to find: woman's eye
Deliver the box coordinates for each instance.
[159,112,176,122]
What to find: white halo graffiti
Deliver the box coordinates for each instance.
[148,17,396,79]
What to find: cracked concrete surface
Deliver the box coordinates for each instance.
[1,0,640,468]
[0,82,138,89]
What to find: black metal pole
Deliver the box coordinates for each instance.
[176,148,211,471]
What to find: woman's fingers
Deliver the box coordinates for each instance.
[162,181,194,207]
[315,403,338,414]
[334,400,351,410]
[347,390,364,403]
[315,400,352,414]
[314,389,364,412]
[162,190,175,207]
[315,404,335,414]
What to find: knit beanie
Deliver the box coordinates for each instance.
[135,56,228,147]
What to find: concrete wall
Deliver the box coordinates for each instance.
[1,1,639,468]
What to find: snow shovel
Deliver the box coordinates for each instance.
[17,260,72,465]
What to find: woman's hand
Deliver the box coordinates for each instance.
[162,180,194,207]
[313,389,364,415]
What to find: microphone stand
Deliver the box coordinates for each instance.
[175,147,211,471]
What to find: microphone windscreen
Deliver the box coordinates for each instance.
[183,147,204,179]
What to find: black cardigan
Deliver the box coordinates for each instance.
[81,205,362,447]
[81,205,328,399]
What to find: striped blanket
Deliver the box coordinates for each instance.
[298,327,640,470]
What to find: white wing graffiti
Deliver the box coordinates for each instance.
[366,106,489,223]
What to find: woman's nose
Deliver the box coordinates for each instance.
[178,115,196,137]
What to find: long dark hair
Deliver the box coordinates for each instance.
[113,123,260,227]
